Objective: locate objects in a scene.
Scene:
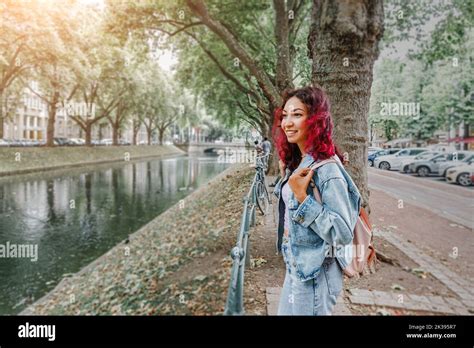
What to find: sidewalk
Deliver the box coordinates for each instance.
[243,175,474,315]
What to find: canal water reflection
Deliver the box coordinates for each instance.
[0,154,230,314]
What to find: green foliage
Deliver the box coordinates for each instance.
[370,0,473,143]
[104,0,311,137]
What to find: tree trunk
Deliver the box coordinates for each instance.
[46,92,59,147]
[0,91,4,139]
[133,128,138,145]
[85,122,92,146]
[158,128,165,145]
[132,120,139,145]
[147,130,152,145]
[98,124,103,141]
[462,122,469,151]
[264,101,280,177]
[112,123,119,145]
[274,0,294,93]
[308,0,384,211]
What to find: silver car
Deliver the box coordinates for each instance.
[399,151,440,173]
[409,151,471,177]
[437,152,474,177]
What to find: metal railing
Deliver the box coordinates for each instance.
[224,153,270,315]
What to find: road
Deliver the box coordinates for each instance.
[368,167,473,229]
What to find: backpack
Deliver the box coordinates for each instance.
[308,156,377,278]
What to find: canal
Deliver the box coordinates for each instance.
[0,153,230,314]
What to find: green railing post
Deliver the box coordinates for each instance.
[224,154,270,315]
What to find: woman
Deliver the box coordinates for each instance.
[271,86,361,315]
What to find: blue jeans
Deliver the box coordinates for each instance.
[277,235,343,315]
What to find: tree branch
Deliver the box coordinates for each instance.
[185,0,280,108]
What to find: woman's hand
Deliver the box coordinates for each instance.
[278,159,286,178]
[288,168,313,203]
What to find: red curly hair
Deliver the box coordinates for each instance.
[272,86,344,171]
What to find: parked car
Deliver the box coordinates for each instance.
[99,138,113,146]
[368,147,383,156]
[69,138,85,145]
[374,148,428,170]
[399,151,440,173]
[118,139,131,145]
[437,152,474,177]
[6,139,20,147]
[368,148,400,167]
[408,152,456,177]
[53,137,70,146]
[0,139,10,147]
[446,163,474,186]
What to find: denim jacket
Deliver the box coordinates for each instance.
[273,154,362,281]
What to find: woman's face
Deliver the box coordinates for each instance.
[281,96,308,149]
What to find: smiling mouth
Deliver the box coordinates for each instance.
[286,130,298,136]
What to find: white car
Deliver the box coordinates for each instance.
[69,138,85,145]
[446,163,474,186]
[374,148,428,171]
[368,146,383,155]
[100,138,113,146]
[399,151,440,173]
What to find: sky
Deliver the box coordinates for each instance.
[78,0,177,72]
[156,50,178,72]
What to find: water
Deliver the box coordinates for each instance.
[0,154,230,314]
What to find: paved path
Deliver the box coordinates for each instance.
[368,167,473,228]
[374,228,474,308]
[347,288,471,315]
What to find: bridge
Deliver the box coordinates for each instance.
[173,141,251,155]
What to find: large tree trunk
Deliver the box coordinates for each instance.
[46,92,59,147]
[0,91,4,139]
[112,123,119,145]
[147,129,152,145]
[0,117,3,139]
[158,127,165,145]
[274,0,293,93]
[461,122,469,151]
[133,128,138,145]
[132,119,140,145]
[144,123,153,145]
[98,124,103,141]
[85,122,92,146]
[265,0,296,177]
[308,0,384,210]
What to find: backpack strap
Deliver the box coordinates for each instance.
[308,158,338,171]
[307,157,338,203]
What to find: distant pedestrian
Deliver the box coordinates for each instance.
[261,137,271,167]
[254,140,263,156]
